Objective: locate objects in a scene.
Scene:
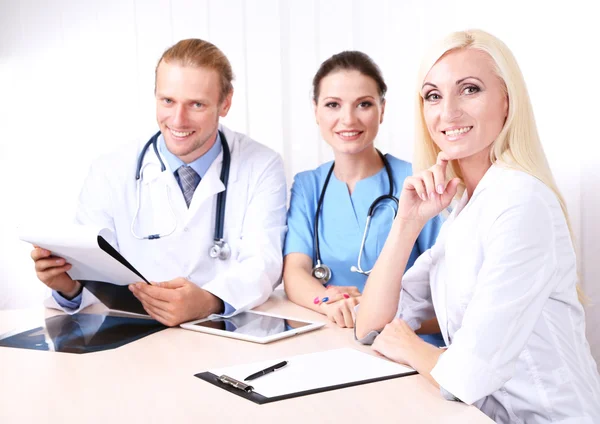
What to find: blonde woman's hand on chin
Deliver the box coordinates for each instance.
[397,152,461,227]
[356,152,460,339]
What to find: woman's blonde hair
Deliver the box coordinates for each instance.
[413,29,585,303]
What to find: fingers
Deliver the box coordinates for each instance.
[156,277,188,289]
[326,285,361,297]
[405,153,460,205]
[31,247,64,262]
[35,256,67,272]
[431,165,446,195]
[323,305,344,327]
[131,282,179,302]
[441,177,461,206]
[429,155,450,195]
[37,264,72,280]
[141,304,174,326]
[332,310,345,327]
[323,294,361,307]
[322,292,351,304]
[32,249,72,284]
[332,303,355,328]
[345,287,362,297]
[436,150,450,166]
[403,176,427,201]
[131,286,171,313]
[323,298,360,328]
[31,247,49,261]
[341,305,354,328]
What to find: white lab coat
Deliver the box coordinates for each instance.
[45,124,287,315]
[397,164,600,423]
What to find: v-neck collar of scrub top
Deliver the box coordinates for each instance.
[327,162,389,230]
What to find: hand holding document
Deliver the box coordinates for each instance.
[20,224,147,286]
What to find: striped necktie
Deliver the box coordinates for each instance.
[176,166,201,207]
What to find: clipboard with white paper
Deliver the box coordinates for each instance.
[19,224,149,315]
[195,348,417,404]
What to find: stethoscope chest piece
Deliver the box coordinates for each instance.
[312,150,398,281]
[209,239,231,260]
[311,262,332,284]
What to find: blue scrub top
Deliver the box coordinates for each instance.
[284,154,442,292]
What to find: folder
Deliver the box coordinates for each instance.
[195,348,417,404]
[19,224,149,315]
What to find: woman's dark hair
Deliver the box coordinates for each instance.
[312,51,387,103]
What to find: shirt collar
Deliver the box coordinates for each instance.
[452,163,504,218]
[472,163,504,197]
[158,131,222,178]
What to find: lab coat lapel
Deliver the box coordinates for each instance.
[186,153,224,219]
[435,193,468,346]
[153,168,189,224]
[187,126,240,218]
[139,150,188,233]
[426,213,450,346]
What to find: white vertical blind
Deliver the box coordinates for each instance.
[0,0,598,364]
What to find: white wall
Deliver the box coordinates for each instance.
[1,0,598,361]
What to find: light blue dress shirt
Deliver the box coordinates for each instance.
[55,132,234,316]
[158,132,222,183]
[284,154,442,292]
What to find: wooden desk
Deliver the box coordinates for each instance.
[0,291,492,423]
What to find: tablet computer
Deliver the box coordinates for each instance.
[180,311,325,344]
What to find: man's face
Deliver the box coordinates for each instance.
[155,61,232,163]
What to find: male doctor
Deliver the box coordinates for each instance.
[29,39,287,326]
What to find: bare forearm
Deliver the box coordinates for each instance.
[284,267,328,313]
[407,341,443,389]
[356,218,423,338]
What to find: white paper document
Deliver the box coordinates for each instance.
[208,347,415,398]
[19,224,145,286]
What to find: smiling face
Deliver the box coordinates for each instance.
[314,70,385,156]
[155,61,232,163]
[421,48,508,162]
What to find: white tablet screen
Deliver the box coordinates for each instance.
[191,313,312,338]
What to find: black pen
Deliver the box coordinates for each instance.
[244,360,288,381]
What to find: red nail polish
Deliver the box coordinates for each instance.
[343,293,350,299]
[313,296,320,305]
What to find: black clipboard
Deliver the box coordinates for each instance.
[194,349,418,405]
[195,370,416,404]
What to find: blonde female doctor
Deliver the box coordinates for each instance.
[30,39,287,327]
[355,29,600,423]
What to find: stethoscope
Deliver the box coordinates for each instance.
[130,130,232,260]
[312,150,399,283]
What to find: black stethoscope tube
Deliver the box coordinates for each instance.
[313,149,397,272]
[135,130,230,245]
